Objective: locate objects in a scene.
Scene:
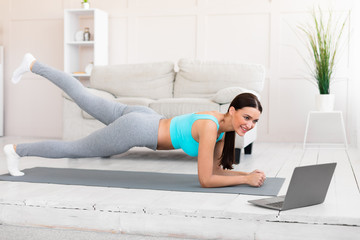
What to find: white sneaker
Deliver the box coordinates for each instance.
[4,144,24,176]
[11,53,36,84]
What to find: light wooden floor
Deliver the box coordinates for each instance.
[0,136,359,240]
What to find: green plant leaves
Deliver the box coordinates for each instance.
[299,7,348,94]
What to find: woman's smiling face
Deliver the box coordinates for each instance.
[230,106,261,136]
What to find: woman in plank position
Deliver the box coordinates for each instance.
[4,54,266,188]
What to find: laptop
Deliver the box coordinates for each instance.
[248,163,336,211]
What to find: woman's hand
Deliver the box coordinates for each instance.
[246,169,266,187]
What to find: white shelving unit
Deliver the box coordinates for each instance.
[64,9,108,78]
[0,46,3,136]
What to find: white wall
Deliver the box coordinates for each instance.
[352,0,360,149]
[1,0,359,145]
[0,1,4,46]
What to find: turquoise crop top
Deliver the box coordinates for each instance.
[169,113,225,157]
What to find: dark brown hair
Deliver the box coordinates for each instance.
[219,93,262,169]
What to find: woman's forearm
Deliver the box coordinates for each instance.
[214,168,249,176]
[201,169,266,188]
[200,174,249,188]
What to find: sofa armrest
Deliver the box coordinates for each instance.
[235,125,257,149]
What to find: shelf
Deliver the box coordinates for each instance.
[72,73,90,77]
[65,8,96,15]
[64,8,108,78]
[66,41,94,45]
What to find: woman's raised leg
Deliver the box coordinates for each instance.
[12,53,126,125]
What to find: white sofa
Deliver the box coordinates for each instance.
[63,59,265,163]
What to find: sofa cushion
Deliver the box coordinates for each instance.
[149,98,219,118]
[115,97,155,106]
[90,61,175,99]
[211,87,260,104]
[174,59,265,98]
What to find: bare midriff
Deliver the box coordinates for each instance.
[157,118,175,150]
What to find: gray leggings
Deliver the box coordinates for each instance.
[16,62,164,158]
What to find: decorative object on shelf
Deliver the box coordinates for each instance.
[298,7,348,112]
[85,62,94,75]
[83,27,91,41]
[81,0,90,9]
[74,30,84,42]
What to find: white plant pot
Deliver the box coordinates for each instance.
[82,2,90,9]
[316,94,335,112]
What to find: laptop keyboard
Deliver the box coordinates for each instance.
[267,201,284,208]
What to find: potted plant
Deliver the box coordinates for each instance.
[82,0,90,9]
[299,7,348,111]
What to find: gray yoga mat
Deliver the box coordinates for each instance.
[0,167,284,196]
